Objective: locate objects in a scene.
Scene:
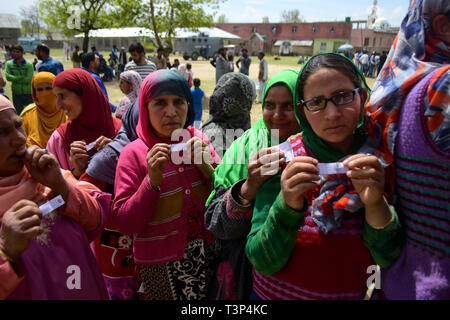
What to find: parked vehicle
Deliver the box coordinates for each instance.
[18,38,42,53]
[174,33,223,61]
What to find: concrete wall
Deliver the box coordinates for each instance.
[0,28,21,45]
[216,22,352,53]
[313,39,348,54]
[350,29,396,53]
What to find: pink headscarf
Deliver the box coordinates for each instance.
[0,95,15,113]
[0,95,47,215]
[53,68,120,152]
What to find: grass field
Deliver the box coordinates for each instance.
[1,48,376,125]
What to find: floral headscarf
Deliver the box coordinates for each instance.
[116,70,142,119]
[365,0,450,164]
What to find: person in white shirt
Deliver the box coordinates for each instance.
[358,51,369,76]
[257,52,268,103]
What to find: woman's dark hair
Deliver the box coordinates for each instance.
[297,54,363,102]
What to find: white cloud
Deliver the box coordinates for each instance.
[232,6,264,22]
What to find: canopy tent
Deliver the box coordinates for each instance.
[337,43,354,51]
[75,27,240,40]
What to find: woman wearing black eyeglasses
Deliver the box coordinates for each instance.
[245,53,403,300]
[20,72,67,148]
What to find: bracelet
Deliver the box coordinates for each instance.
[237,190,251,206]
[0,249,15,263]
[371,213,394,230]
[147,176,160,192]
[71,168,81,180]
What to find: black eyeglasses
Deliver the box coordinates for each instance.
[36,87,53,92]
[300,88,360,112]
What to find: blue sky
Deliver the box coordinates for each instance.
[2,0,410,27]
[206,0,410,26]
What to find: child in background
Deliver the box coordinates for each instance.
[191,78,208,129]
[186,63,194,87]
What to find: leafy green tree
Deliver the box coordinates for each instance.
[217,14,228,23]
[20,2,45,38]
[40,0,116,52]
[280,9,303,23]
[113,0,222,55]
[262,16,269,23]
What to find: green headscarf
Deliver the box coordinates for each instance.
[294,52,371,162]
[206,69,300,205]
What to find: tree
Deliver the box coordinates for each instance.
[40,0,116,52]
[217,14,228,24]
[280,9,303,23]
[262,16,269,24]
[113,0,222,56]
[20,1,45,39]
[21,19,34,37]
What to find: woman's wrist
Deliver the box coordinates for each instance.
[365,197,392,229]
[0,240,17,263]
[240,180,256,202]
[71,168,82,179]
[54,178,70,202]
[147,176,161,192]
[197,163,214,178]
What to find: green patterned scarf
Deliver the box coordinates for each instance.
[294,52,371,162]
[206,69,300,205]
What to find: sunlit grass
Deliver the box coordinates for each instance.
[1,49,376,125]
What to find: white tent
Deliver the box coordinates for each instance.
[75,27,239,40]
[74,27,154,38]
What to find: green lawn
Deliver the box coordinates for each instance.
[1,49,376,125]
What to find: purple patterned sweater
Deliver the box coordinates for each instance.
[381,69,450,299]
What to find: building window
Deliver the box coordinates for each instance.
[364,37,370,46]
[252,26,257,33]
[320,42,327,51]
[312,26,318,33]
[233,26,238,33]
[292,26,297,33]
[373,37,376,46]
[329,26,334,33]
[272,26,277,33]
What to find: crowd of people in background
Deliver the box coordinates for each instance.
[0,0,448,301]
[352,50,388,79]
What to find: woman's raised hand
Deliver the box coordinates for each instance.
[147,143,170,189]
[24,146,69,200]
[343,154,385,207]
[0,200,43,262]
[69,140,89,178]
[240,147,285,202]
[94,136,112,151]
[281,156,319,211]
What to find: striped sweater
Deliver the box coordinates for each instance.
[381,68,450,299]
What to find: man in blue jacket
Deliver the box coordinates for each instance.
[81,52,117,113]
[35,44,64,75]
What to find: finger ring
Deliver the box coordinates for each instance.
[43,149,49,154]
